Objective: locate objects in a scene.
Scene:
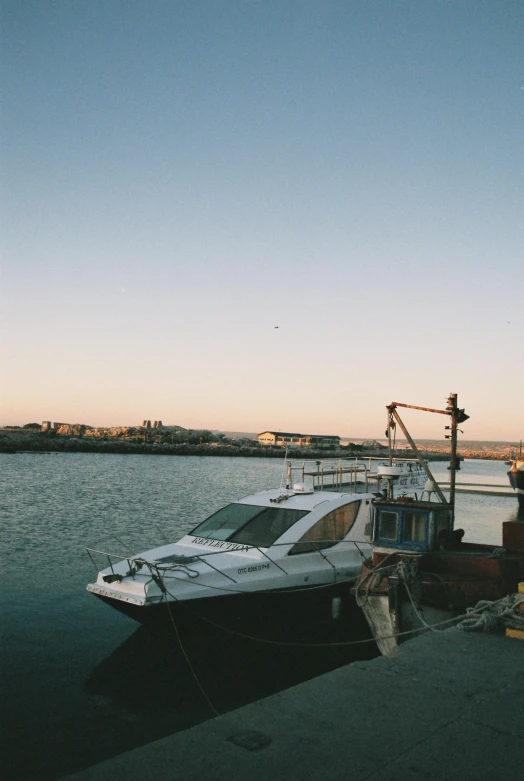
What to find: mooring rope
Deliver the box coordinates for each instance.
[164,595,220,716]
[400,567,437,633]
[157,574,514,649]
[457,593,524,633]
[150,564,220,717]
[141,564,521,723]
[354,551,405,607]
[158,570,363,596]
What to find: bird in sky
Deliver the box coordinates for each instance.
[274,326,279,329]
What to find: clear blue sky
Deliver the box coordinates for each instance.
[2,1,522,439]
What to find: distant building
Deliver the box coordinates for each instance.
[257,431,341,448]
[258,431,302,446]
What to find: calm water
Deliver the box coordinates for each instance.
[0,454,519,780]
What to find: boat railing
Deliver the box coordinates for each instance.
[286,456,422,492]
[85,536,372,587]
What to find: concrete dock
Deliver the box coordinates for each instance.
[61,629,523,781]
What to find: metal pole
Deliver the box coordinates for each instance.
[390,402,450,416]
[448,393,458,525]
[387,409,393,466]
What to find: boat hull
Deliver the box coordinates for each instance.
[355,543,524,656]
[92,579,374,645]
[508,462,524,512]
[358,592,455,657]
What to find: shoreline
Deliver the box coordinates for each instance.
[0,429,501,461]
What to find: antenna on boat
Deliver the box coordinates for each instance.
[280,446,289,490]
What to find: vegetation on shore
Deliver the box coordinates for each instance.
[0,427,449,461]
[2,424,516,461]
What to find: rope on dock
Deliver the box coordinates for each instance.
[456,594,524,633]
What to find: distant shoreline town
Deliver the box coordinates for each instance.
[0,421,520,461]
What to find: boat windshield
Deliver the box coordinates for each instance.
[190,504,310,548]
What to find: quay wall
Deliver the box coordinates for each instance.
[60,629,524,781]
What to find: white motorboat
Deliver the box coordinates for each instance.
[86,458,428,635]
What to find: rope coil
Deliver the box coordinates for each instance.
[456,594,524,633]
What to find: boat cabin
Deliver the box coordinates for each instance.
[371,498,454,553]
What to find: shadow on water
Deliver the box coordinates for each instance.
[86,603,378,712]
[78,607,379,776]
[76,618,376,779]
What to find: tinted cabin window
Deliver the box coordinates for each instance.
[289,501,361,555]
[229,507,308,547]
[190,503,309,547]
[403,512,426,543]
[378,510,398,540]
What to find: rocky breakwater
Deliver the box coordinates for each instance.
[415,441,519,461]
[0,423,186,455]
[0,425,449,461]
[53,423,139,439]
[457,446,518,461]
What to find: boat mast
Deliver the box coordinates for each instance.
[447,393,459,521]
[386,393,469,523]
[386,403,447,504]
[387,408,394,467]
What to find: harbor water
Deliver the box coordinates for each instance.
[0,453,520,780]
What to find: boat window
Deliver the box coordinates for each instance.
[434,511,452,538]
[190,504,309,547]
[378,510,398,540]
[403,512,426,543]
[288,501,361,555]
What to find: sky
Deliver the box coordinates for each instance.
[1,1,523,440]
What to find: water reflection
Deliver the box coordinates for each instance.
[80,608,378,775]
[85,606,378,719]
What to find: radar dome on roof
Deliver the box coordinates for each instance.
[292,482,314,494]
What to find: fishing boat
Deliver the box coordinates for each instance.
[86,456,427,635]
[353,395,524,655]
[507,442,524,513]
